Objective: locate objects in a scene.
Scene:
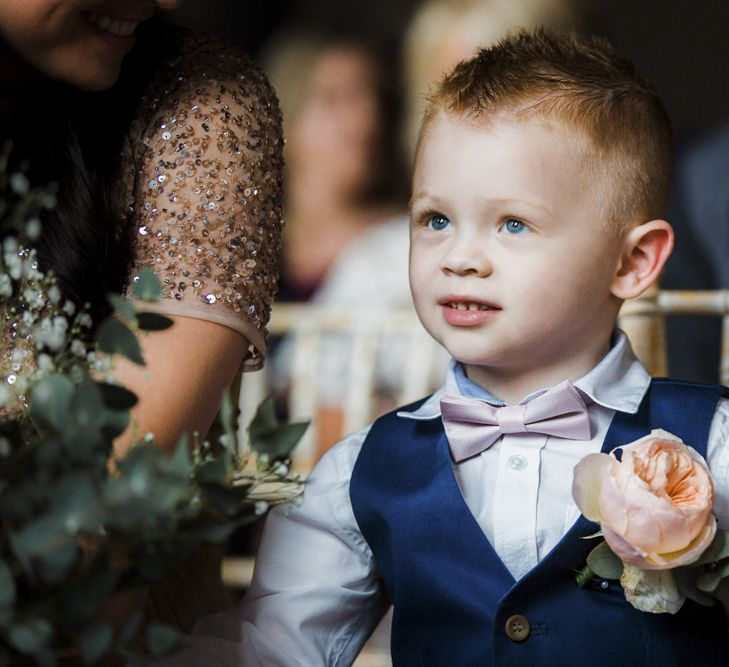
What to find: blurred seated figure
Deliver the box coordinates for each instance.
[663,124,729,383]
[261,30,404,303]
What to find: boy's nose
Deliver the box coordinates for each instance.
[440,237,492,277]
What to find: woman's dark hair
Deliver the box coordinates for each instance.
[2,16,179,326]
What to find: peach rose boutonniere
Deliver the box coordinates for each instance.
[572,429,729,614]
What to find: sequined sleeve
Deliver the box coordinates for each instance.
[125,33,284,371]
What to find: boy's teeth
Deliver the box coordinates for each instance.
[449,302,494,311]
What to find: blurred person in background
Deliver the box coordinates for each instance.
[261,30,405,304]
[260,29,406,448]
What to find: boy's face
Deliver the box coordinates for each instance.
[409,112,625,389]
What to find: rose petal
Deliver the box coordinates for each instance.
[572,453,613,522]
[620,564,685,614]
[644,516,717,570]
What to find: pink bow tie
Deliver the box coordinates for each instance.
[440,381,591,462]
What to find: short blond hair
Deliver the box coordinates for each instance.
[423,30,673,231]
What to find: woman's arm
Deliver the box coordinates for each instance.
[110,316,245,457]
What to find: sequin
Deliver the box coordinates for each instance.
[121,32,283,368]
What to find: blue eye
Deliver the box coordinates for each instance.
[502,218,528,234]
[426,214,451,231]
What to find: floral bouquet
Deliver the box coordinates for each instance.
[573,428,729,614]
[0,147,306,665]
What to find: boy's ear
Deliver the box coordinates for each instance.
[610,220,674,300]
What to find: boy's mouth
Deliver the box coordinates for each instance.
[446,302,497,312]
[439,297,502,326]
[439,297,501,311]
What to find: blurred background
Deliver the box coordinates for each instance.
[174,0,729,139]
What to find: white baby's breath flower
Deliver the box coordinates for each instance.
[0,274,11,298]
[3,236,18,256]
[6,256,21,281]
[23,288,44,308]
[37,354,54,372]
[62,300,76,316]
[9,173,29,196]
[33,316,66,351]
[22,310,35,327]
[78,314,93,328]
[10,349,26,365]
[25,217,41,240]
[255,501,269,516]
[70,340,86,357]
[47,285,61,305]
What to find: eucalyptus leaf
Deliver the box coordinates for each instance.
[136,312,173,331]
[132,268,162,302]
[0,559,16,608]
[145,623,182,656]
[694,529,729,565]
[10,517,78,583]
[674,565,715,607]
[58,570,121,627]
[195,451,232,485]
[107,293,136,321]
[586,541,623,580]
[70,379,105,432]
[29,374,74,432]
[96,318,145,366]
[198,483,255,517]
[118,608,143,646]
[249,421,309,461]
[79,621,112,665]
[51,474,100,532]
[165,437,192,478]
[95,382,138,411]
[101,408,131,441]
[248,395,278,432]
[8,617,54,654]
[696,558,729,593]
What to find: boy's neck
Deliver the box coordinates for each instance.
[463,333,613,405]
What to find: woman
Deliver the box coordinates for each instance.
[1,0,283,634]
[0,0,283,455]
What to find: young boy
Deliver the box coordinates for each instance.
[172,31,729,667]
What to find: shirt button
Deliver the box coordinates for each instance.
[508,454,527,470]
[505,614,531,642]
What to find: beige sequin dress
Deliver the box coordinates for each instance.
[121,30,283,369]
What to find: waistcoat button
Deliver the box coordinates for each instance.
[505,614,530,642]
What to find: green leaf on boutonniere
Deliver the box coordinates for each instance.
[586,540,624,580]
[694,529,729,566]
[674,566,715,607]
[696,558,729,593]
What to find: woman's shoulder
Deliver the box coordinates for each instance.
[121,28,284,370]
[131,28,281,140]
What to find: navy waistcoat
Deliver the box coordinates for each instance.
[350,379,729,666]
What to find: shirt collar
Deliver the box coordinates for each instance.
[397,329,650,420]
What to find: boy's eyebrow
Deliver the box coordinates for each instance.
[409,192,553,218]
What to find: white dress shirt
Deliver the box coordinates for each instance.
[159,332,729,666]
